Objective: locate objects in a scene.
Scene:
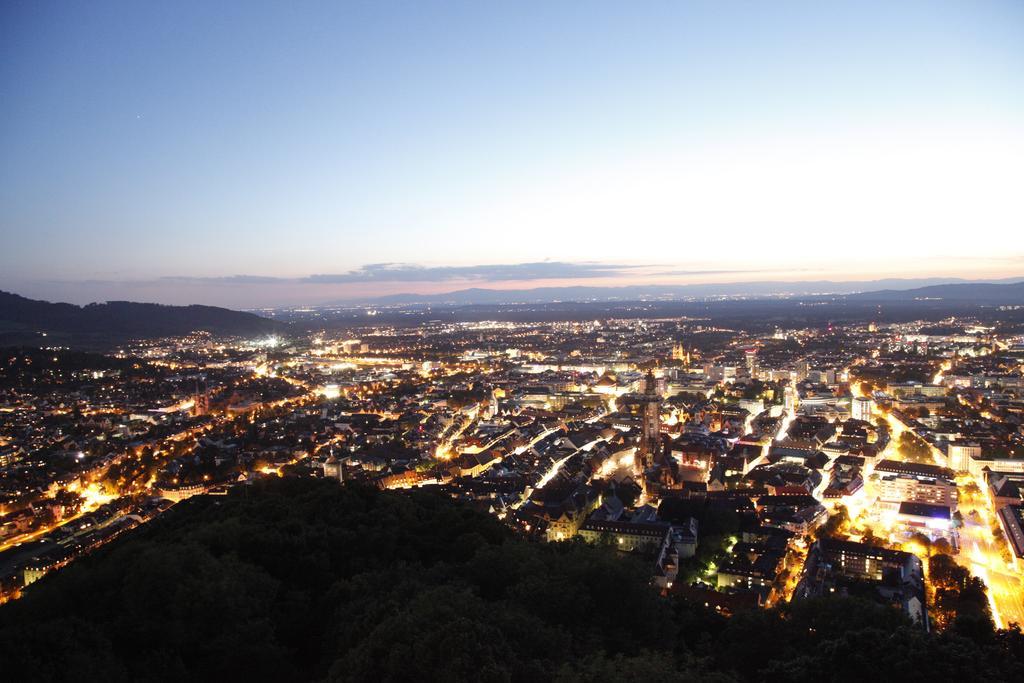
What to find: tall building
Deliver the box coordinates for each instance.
[947,441,982,473]
[192,375,210,417]
[852,396,874,422]
[796,359,810,382]
[322,448,345,483]
[637,370,662,473]
[876,473,957,509]
[873,460,957,509]
[783,385,796,412]
[671,343,690,365]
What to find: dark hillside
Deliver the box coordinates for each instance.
[0,291,280,347]
[1,479,1022,682]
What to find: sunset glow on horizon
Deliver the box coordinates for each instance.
[2,1,1022,307]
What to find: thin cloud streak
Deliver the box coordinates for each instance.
[155,261,652,286]
[304,261,643,283]
[649,269,763,277]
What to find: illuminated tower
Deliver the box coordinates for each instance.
[783,384,796,412]
[322,447,344,483]
[637,370,661,473]
[192,375,210,417]
[671,342,690,364]
[745,348,758,376]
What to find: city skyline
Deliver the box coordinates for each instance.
[3,3,1024,675]
[3,1,1024,306]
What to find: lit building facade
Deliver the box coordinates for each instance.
[852,396,874,422]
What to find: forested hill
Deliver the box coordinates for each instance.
[0,291,280,346]
[2,479,1023,682]
[846,281,1024,304]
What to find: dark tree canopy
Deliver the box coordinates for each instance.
[2,479,1023,682]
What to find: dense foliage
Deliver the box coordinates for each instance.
[2,479,1023,682]
[897,430,934,463]
[928,553,993,633]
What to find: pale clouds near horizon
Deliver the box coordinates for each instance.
[2,1,1022,305]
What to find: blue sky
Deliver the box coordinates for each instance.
[2,1,1022,306]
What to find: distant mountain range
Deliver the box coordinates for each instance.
[846,281,1024,304]
[2,278,1020,348]
[0,291,280,346]
[338,277,1024,306]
